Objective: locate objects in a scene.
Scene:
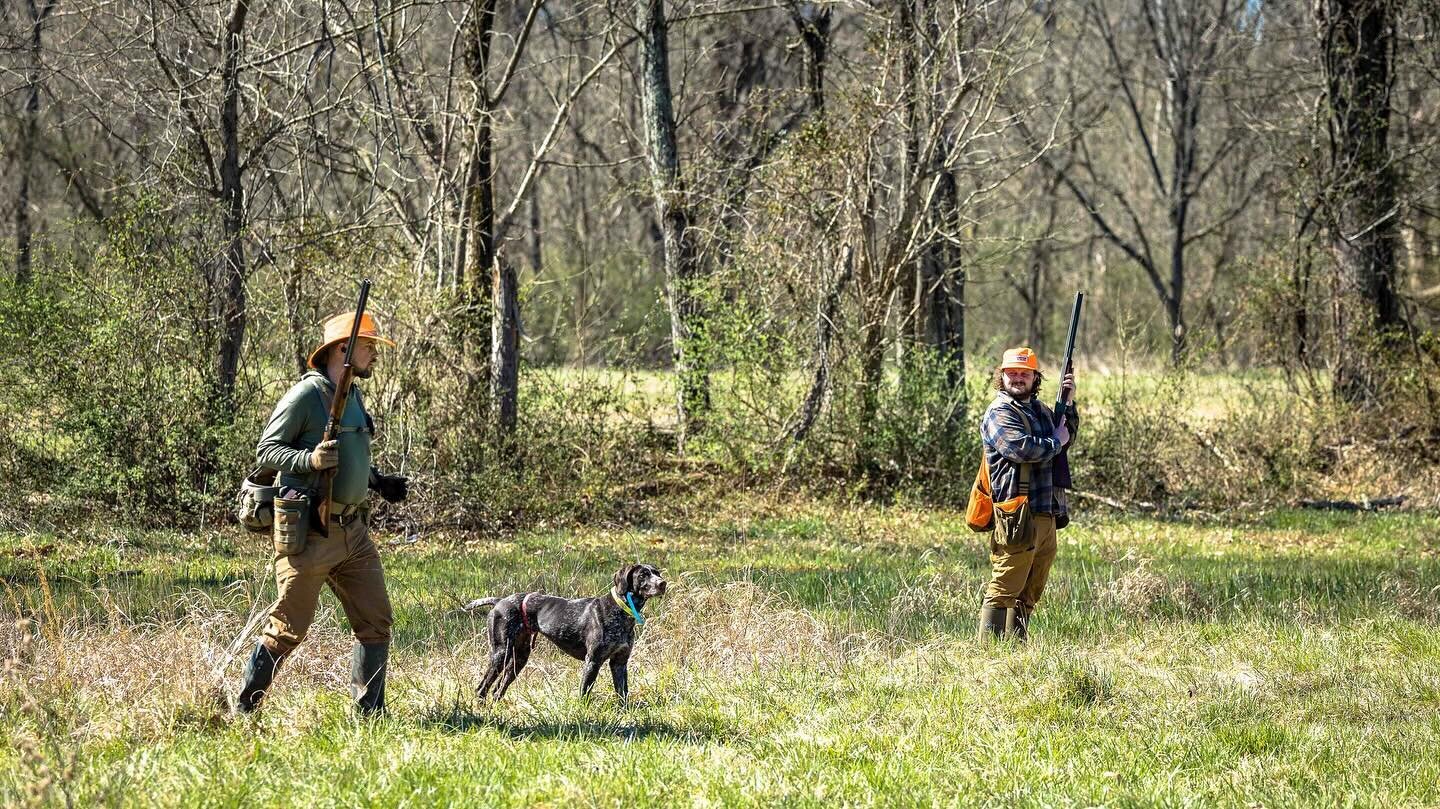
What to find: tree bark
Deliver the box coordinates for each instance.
[637,0,708,447]
[528,175,543,275]
[922,154,965,394]
[284,260,306,377]
[212,0,250,419]
[1164,49,1199,363]
[896,1,921,351]
[790,3,831,116]
[490,254,520,433]
[457,0,500,408]
[1317,0,1403,401]
[15,0,57,287]
[791,245,853,441]
[915,2,964,394]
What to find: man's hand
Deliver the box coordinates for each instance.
[309,439,339,470]
[1054,420,1071,447]
[371,471,408,503]
[1060,371,1076,404]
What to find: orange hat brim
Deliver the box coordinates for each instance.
[306,334,396,369]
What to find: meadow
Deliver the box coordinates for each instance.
[4,494,1439,807]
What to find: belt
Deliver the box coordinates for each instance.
[330,502,364,525]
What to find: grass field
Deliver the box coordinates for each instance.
[4,496,1439,807]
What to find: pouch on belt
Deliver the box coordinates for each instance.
[272,488,311,556]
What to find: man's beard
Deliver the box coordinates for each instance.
[352,364,374,379]
[1005,380,1035,399]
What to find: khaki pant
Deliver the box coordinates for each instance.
[983,512,1058,611]
[261,513,393,655]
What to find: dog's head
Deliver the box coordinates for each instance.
[614,563,667,599]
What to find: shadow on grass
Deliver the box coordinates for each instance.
[416,705,730,744]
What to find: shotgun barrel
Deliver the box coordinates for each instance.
[1054,292,1083,420]
[1052,292,1082,491]
[314,279,371,534]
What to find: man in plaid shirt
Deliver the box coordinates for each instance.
[977,346,1077,641]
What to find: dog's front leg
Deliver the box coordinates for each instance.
[476,648,506,701]
[609,651,630,703]
[579,654,604,697]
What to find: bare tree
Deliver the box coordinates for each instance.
[212,0,250,418]
[1316,0,1403,401]
[790,2,830,116]
[13,0,58,287]
[913,1,967,394]
[637,0,707,447]
[1023,0,1261,363]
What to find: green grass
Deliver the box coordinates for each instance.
[3,498,1439,807]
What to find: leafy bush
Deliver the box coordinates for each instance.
[0,202,256,525]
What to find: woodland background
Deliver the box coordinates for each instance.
[2,0,1438,529]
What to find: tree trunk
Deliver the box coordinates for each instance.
[284,261,307,376]
[791,4,831,116]
[859,300,886,471]
[15,0,57,287]
[896,1,921,351]
[923,157,965,394]
[528,175,543,274]
[792,245,853,441]
[910,2,964,395]
[1021,184,1061,351]
[212,0,250,420]
[490,254,520,433]
[457,0,499,406]
[1317,0,1402,401]
[1167,66,1198,364]
[637,0,708,447]
[1294,247,1312,364]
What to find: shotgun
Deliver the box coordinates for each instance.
[1052,291,1083,490]
[314,279,371,535]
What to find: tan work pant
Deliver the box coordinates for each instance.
[983,512,1058,611]
[261,513,393,656]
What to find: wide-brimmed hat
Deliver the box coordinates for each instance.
[307,311,396,369]
[999,346,1040,372]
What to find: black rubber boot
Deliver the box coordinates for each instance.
[236,641,284,713]
[351,642,390,716]
[977,605,1007,641]
[1006,606,1029,642]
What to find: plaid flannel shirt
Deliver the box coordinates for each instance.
[980,392,1075,518]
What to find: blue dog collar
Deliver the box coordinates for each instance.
[612,589,645,624]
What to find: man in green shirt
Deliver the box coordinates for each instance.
[235,310,409,715]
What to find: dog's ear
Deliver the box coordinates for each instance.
[614,564,636,593]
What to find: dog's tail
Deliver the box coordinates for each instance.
[459,596,501,613]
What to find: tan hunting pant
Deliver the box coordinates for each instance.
[984,512,1058,611]
[261,511,393,655]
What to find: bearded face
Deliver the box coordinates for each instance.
[1000,368,1039,399]
[329,338,378,378]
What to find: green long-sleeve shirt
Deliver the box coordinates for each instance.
[256,370,373,505]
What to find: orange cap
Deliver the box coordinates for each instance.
[999,346,1039,371]
[307,311,396,368]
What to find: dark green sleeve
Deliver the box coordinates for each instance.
[256,385,316,474]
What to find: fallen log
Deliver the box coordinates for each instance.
[1296,495,1406,511]
[1071,490,1159,512]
